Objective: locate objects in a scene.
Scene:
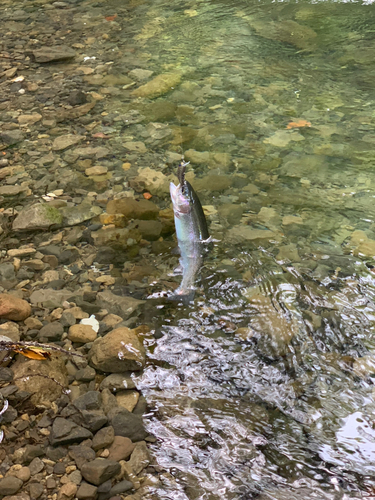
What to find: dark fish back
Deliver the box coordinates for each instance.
[185,180,209,241]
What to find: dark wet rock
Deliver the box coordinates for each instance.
[32,46,76,63]
[92,426,115,451]
[81,458,121,486]
[38,321,64,341]
[80,410,107,433]
[96,291,144,321]
[110,479,133,496]
[107,436,134,462]
[133,395,148,415]
[76,482,98,499]
[0,476,23,495]
[75,366,96,382]
[68,445,96,469]
[73,391,102,411]
[88,327,145,373]
[2,404,17,423]
[106,198,159,220]
[13,204,63,231]
[97,479,111,494]
[53,462,67,475]
[99,373,136,392]
[23,444,45,464]
[0,367,13,381]
[107,407,147,441]
[0,293,31,321]
[50,417,93,446]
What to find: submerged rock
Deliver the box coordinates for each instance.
[131,72,182,98]
[32,45,76,63]
[13,204,63,231]
[106,197,159,220]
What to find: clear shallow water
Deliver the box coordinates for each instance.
[5,0,375,496]
[115,0,375,497]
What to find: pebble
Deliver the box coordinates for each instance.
[68,324,97,343]
[76,482,98,499]
[0,476,23,495]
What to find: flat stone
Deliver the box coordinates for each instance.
[50,417,92,446]
[0,185,27,197]
[0,293,31,321]
[107,436,134,462]
[0,130,24,145]
[88,327,145,373]
[52,134,84,151]
[13,204,63,231]
[128,68,153,81]
[80,458,120,486]
[75,366,96,382]
[17,114,42,126]
[96,291,144,321]
[32,46,76,63]
[92,426,115,451]
[29,457,44,475]
[109,479,133,496]
[80,410,107,433]
[107,407,147,442]
[85,165,108,176]
[123,141,147,153]
[106,197,159,220]
[73,391,102,411]
[76,482,98,499]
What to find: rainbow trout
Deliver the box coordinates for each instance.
[169,162,209,301]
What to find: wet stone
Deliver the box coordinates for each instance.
[81,458,121,486]
[107,407,147,442]
[32,46,76,63]
[99,373,136,392]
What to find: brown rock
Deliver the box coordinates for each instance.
[116,391,139,412]
[0,293,31,321]
[57,482,78,500]
[107,436,135,462]
[106,198,159,220]
[88,327,145,373]
[68,324,97,343]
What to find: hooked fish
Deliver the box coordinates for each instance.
[169,162,209,302]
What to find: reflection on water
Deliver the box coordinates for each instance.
[118,0,375,497]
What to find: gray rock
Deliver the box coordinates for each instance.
[97,479,111,493]
[29,456,44,475]
[0,130,24,145]
[75,366,96,382]
[13,204,63,231]
[52,134,84,151]
[29,482,44,498]
[110,479,133,496]
[99,373,136,392]
[92,426,115,451]
[76,482,98,499]
[29,289,73,308]
[0,367,13,381]
[68,469,82,485]
[0,476,23,495]
[81,458,121,486]
[96,291,144,320]
[128,441,150,474]
[80,410,107,432]
[0,185,27,197]
[88,327,145,373]
[32,46,76,63]
[23,444,44,464]
[60,311,76,327]
[38,321,64,341]
[107,407,147,442]
[50,417,92,446]
[68,445,96,469]
[0,262,16,281]
[100,389,118,415]
[2,405,17,424]
[73,391,102,411]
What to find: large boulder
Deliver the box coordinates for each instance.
[88,327,145,373]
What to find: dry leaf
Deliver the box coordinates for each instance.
[286,120,311,129]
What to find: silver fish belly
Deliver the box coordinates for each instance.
[170,176,208,300]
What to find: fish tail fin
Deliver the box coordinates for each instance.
[167,288,195,304]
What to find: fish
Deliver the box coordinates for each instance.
[169,161,209,302]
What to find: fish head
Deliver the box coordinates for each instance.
[170,182,191,215]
